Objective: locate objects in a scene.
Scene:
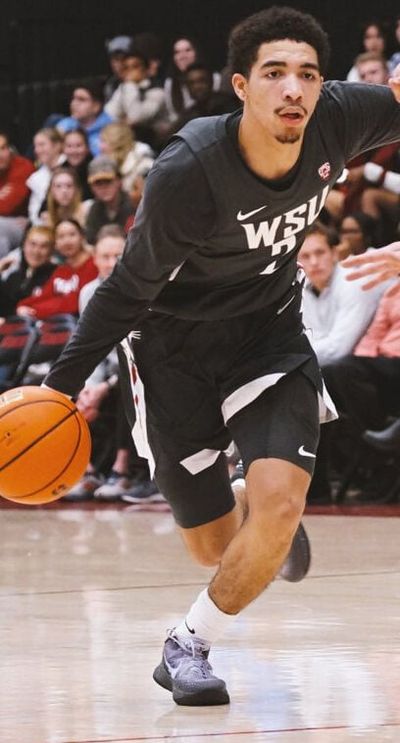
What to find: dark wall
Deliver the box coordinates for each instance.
[1,0,398,149]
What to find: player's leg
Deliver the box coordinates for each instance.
[208,458,310,612]
[152,371,319,705]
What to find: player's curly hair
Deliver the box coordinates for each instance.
[228,6,330,78]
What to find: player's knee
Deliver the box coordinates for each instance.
[260,491,304,525]
[248,475,306,527]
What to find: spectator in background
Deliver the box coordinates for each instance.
[104,35,133,102]
[0,226,55,319]
[16,218,97,320]
[66,224,163,504]
[26,128,65,226]
[323,281,400,433]
[169,63,238,134]
[299,222,387,504]
[337,211,377,259]
[356,51,389,84]
[65,225,130,500]
[105,47,168,148]
[164,37,221,122]
[63,128,93,199]
[359,153,400,245]
[299,222,384,368]
[132,32,165,86]
[388,14,400,72]
[99,122,154,193]
[85,156,133,244]
[57,82,113,157]
[0,130,35,257]
[39,166,91,230]
[346,21,388,81]
[325,53,399,225]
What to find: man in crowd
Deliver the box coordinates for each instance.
[356,51,389,84]
[105,47,168,147]
[85,156,133,244]
[0,131,35,256]
[104,35,133,102]
[299,221,384,366]
[170,63,238,133]
[299,221,387,502]
[57,83,113,157]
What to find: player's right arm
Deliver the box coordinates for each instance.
[44,139,215,398]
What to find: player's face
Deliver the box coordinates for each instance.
[233,40,323,145]
[298,232,336,291]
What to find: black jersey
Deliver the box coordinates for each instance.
[46,81,400,396]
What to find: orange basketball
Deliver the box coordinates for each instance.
[0,386,91,504]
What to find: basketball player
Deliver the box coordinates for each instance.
[43,7,400,706]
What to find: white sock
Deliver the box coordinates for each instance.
[174,588,236,646]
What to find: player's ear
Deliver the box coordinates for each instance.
[232,73,248,102]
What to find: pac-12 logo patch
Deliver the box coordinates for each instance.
[318,162,331,180]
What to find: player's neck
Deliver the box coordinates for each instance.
[238,115,303,181]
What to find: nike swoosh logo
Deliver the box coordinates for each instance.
[237,205,268,221]
[277,295,295,315]
[185,619,195,634]
[298,445,316,458]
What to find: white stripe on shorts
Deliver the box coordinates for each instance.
[221,372,338,425]
[120,336,156,478]
[221,372,286,423]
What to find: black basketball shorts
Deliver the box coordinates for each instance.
[118,291,336,528]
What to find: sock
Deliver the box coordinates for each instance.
[174,588,236,646]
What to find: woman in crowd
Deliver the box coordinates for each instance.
[0,226,56,319]
[337,211,377,259]
[39,167,90,230]
[16,218,97,320]
[346,21,388,81]
[99,122,154,193]
[164,36,220,121]
[63,128,93,199]
[26,128,66,225]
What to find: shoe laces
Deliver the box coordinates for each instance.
[167,629,213,679]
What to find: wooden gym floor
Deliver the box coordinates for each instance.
[0,499,399,743]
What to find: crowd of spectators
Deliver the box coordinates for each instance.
[1,19,400,507]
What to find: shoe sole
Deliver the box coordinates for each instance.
[121,494,165,504]
[278,521,311,583]
[153,662,230,706]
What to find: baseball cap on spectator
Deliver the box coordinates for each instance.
[106,36,133,56]
[88,156,119,183]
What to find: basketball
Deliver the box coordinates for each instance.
[0,385,91,504]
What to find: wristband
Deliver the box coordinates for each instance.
[363,162,383,183]
[383,170,400,194]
